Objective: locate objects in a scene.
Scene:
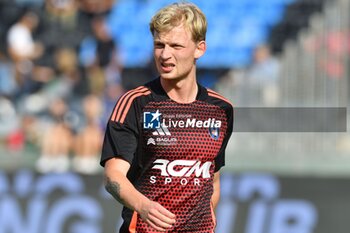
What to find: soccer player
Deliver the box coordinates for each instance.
[101,2,233,232]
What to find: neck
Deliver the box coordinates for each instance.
[160,76,198,104]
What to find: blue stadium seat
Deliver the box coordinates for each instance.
[230,22,268,49]
[248,4,285,27]
[107,0,289,68]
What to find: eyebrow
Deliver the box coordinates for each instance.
[153,40,185,47]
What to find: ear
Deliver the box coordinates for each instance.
[194,40,206,59]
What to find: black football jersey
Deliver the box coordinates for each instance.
[101,77,233,233]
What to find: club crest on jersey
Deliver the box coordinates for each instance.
[143,110,161,129]
[209,126,220,140]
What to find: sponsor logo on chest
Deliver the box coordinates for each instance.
[143,110,222,145]
[143,110,222,129]
[149,159,212,186]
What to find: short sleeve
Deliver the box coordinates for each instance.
[100,86,151,166]
[214,104,234,172]
[100,120,138,166]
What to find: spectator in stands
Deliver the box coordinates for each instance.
[243,44,281,106]
[7,11,43,62]
[79,14,124,125]
[92,15,123,87]
[6,10,44,93]
[31,47,85,106]
[53,47,85,97]
[36,98,72,173]
[80,14,123,96]
[21,47,84,117]
[72,94,103,174]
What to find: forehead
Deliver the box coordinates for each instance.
[153,24,193,43]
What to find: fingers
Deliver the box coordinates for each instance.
[152,203,176,223]
[149,204,176,230]
[145,219,169,232]
[141,201,176,232]
[146,215,173,232]
[156,204,176,220]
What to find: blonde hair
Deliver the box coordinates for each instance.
[149,2,207,42]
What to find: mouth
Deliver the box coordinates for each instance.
[160,62,175,72]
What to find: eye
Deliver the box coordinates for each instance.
[172,44,183,49]
[154,42,164,49]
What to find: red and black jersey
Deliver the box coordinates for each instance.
[101,78,233,233]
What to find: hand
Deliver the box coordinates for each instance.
[138,200,176,232]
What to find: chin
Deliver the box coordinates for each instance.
[159,73,176,80]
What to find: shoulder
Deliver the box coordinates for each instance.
[116,85,153,109]
[110,85,152,123]
[206,88,234,128]
[119,85,152,102]
[206,88,233,111]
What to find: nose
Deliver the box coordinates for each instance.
[160,45,171,60]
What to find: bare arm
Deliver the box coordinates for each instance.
[104,157,176,231]
[211,171,221,211]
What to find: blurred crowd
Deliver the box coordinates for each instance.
[0,0,286,174]
[0,0,124,174]
[216,44,281,108]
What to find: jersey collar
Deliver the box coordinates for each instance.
[149,77,208,102]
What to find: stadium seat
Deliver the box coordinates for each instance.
[107,0,291,68]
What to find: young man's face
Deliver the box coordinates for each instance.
[153,24,206,81]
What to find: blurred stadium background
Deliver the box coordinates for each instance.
[0,0,350,232]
